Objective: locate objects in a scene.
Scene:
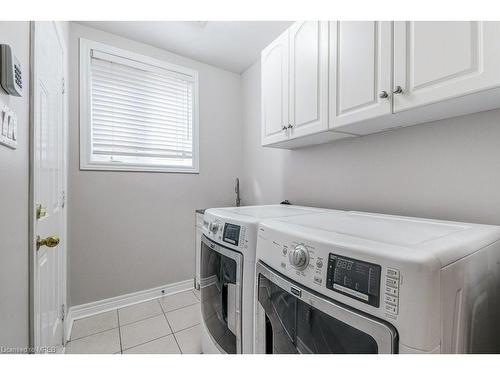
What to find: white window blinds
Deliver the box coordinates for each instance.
[87,48,198,171]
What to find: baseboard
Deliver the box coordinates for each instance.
[65,278,194,342]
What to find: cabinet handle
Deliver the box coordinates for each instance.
[393,86,403,94]
[282,126,287,131]
[379,91,389,99]
[287,123,293,129]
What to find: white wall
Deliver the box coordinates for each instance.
[0,21,30,348]
[242,60,500,226]
[68,23,243,306]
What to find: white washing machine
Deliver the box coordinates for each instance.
[199,204,341,354]
[254,211,500,354]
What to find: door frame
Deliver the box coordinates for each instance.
[28,21,68,350]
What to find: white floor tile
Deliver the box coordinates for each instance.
[118,299,163,326]
[166,303,201,333]
[123,335,180,354]
[66,329,120,354]
[120,314,172,350]
[159,290,199,313]
[71,310,119,340]
[175,324,202,354]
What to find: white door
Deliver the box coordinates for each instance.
[329,21,392,130]
[393,21,500,112]
[32,21,66,351]
[288,21,329,139]
[261,30,289,145]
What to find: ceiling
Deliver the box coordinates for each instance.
[77,21,293,73]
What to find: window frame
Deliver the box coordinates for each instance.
[79,38,200,173]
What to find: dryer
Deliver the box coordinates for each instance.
[254,211,500,353]
[199,204,340,354]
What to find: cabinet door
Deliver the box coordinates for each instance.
[261,31,289,145]
[393,21,500,112]
[288,21,329,139]
[329,21,392,130]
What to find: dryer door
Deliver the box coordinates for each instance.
[200,235,242,354]
[255,262,398,354]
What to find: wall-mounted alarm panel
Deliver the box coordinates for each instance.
[0,100,18,149]
[0,44,23,97]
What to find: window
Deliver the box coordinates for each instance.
[79,39,199,173]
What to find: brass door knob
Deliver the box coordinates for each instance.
[36,235,60,250]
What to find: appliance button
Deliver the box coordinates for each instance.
[385,304,398,315]
[385,286,398,296]
[384,295,398,305]
[386,277,399,288]
[313,276,322,284]
[282,247,288,255]
[316,259,323,268]
[386,268,400,279]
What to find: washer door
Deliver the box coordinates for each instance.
[255,262,398,354]
[200,235,242,354]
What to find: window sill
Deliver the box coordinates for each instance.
[80,162,199,174]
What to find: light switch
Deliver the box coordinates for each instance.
[12,116,17,141]
[6,111,13,139]
[0,102,18,149]
[0,107,6,136]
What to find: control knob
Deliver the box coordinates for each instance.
[289,244,309,271]
[209,222,220,234]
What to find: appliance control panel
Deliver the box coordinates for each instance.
[383,268,400,315]
[257,225,404,320]
[277,241,326,286]
[223,223,241,246]
[326,254,381,308]
[203,216,248,252]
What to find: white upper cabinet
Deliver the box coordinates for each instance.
[329,21,392,130]
[288,21,329,139]
[261,31,289,145]
[261,21,500,148]
[393,21,500,112]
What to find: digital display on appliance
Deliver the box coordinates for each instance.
[223,223,240,246]
[326,253,381,307]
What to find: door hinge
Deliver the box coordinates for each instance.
[61,304,66,322]
[61,77,65,94]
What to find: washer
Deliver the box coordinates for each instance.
[254,210,500,354]
[199,204,340,354]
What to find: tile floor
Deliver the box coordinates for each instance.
[65,289,202,354]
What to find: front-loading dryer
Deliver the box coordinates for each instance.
[255,211,500,354]
[199,205,341,354]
